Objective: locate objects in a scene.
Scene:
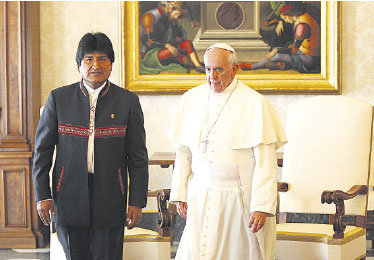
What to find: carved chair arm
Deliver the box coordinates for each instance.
[321,185,368,204]
[156,189,175,237]
[321,185,368,239]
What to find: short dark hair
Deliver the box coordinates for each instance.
[75,32,115,67]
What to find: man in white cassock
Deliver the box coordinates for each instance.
[169,43,287,260]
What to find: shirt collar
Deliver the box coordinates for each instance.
[83,80,106,96]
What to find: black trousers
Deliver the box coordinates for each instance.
[55,174,125,260]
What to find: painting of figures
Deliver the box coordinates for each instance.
[139,1,204,74]
[138,1,321,75]
[121,1,340,94]
[242,1,321,73]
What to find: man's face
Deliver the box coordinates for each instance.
[166,2,182,20]
[204,48,239,93]
[79,51,112,89]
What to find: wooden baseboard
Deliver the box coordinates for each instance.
[0,231,39,248]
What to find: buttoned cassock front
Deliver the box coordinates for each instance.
[169,79,287,260]
[33,81,148,229]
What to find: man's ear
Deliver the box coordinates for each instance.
[232,63,239,76]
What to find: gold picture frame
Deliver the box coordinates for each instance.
[120,1,341,95]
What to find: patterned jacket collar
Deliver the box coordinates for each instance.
[79,80,111,98]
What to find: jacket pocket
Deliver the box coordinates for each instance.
[117,168,125,195]
[57,166,65,192]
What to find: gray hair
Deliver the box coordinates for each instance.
[204,47,238,66]
[227,51,238,66]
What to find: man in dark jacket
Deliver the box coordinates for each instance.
[33,32,149,260]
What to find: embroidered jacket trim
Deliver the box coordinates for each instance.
[58,124,90,137]
[95,126,127,137]
[58,124,127,138]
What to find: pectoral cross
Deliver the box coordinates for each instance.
[200,137,209,153]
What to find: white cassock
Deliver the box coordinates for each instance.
[169,78,287,260]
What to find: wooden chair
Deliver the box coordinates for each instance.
[123,153,177,259]
[276,96,374,260]
[122,189,174,260]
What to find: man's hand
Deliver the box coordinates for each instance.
[176,201,187,219]
[275,20,284,36]
[165,43,178,56]
[127,206,142,229]
[37,200,55,226]
[248,211,267,233]
[146,38,153,47]
[266,48,278,61]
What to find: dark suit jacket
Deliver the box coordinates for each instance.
[33,81,149,228]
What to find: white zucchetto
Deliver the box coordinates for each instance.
[205,43,236,54]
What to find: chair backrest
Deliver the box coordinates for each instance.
[280,96,373,216]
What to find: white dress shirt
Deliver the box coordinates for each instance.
[84,81,106,173]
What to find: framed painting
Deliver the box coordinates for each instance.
[120,1,341,95]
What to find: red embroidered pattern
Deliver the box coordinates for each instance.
[58,124,89,137]
[95,126,127,137]
[80,83,88,97]
[58,125,127,138]
[117,169,125,195]
[57,166,65,192]
[100,82,110,97]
